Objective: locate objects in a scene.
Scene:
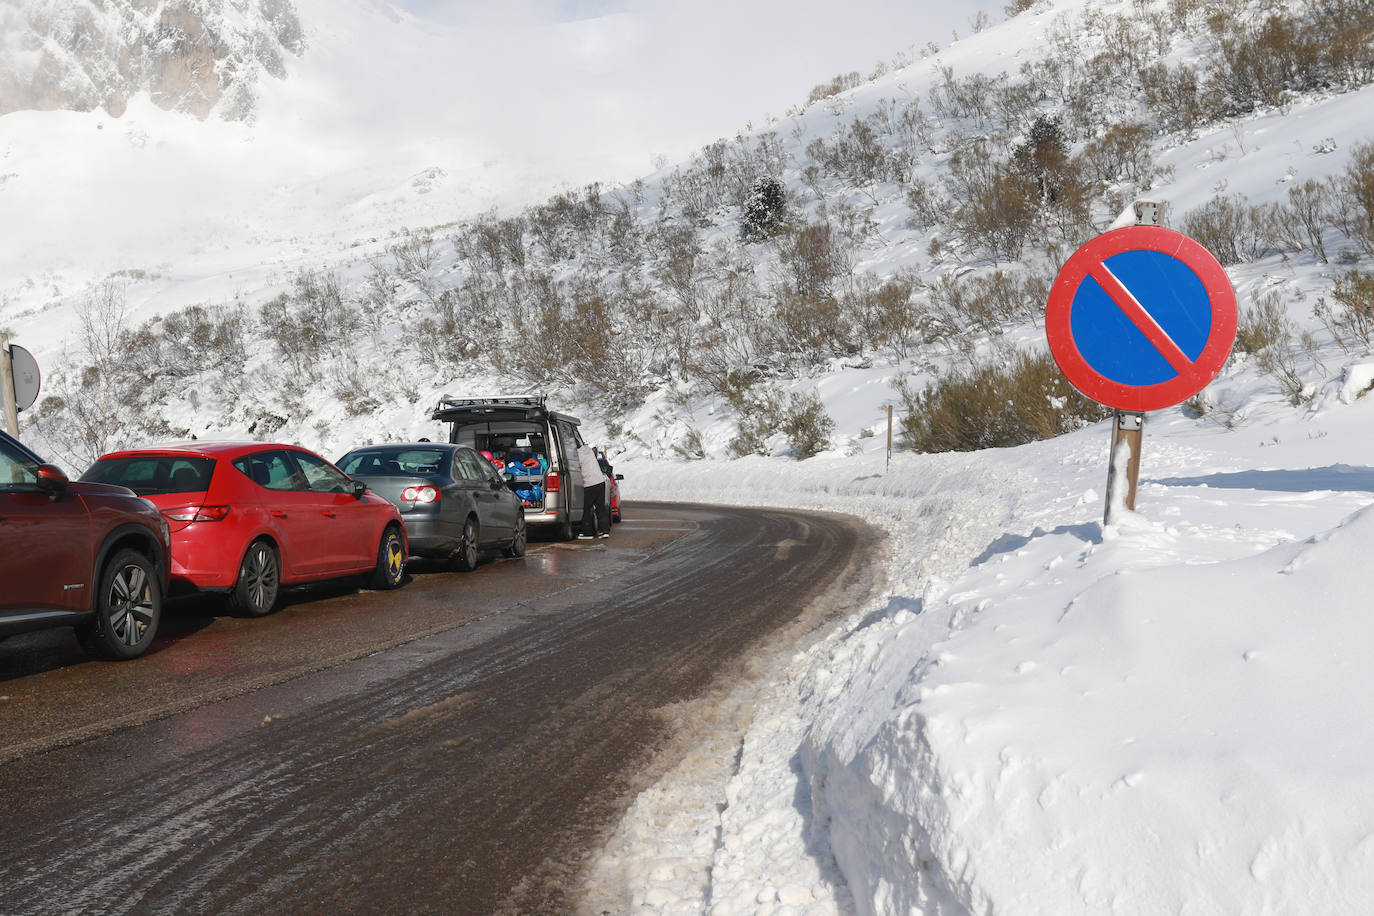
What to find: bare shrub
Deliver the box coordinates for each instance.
[510,283,658,410]
[687,262,769,402]
[1206,16,1312,113]
[653,223,704,314]
[771,287,858,363]
[672,428,707,461]
[1328,140,1374,256]
[1182,193,1276,266]
[1306,0,1374,85]
[807,71,863,106]
[927,67,1005,128]
[332,367,383,418]
[848,273,922,360]
[1315,269,1374,350]
[904,178,949,230]
[413,280,502,371]
[896,350,1110,453]
[1140,62,1214,135]
[780,391,836,459]
[126,304,249,393]
[1238,291,1306,403]
[927,268,1048,340]
[258,271,359,374]
[1283,178,1332,262]
[778,221,849,301]
[806,117,908,185]
[390,231,439,278]
[28,281,149,468]
[728,388,783,457]
[948,145,1040,264]
[1078,122,1157,186]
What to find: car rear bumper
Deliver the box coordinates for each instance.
[167,525,242,590]
[399,516,461,558]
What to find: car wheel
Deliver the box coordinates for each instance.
[369,525,406,589]
[228,539,280,617]
[504,511,527,558]
[77,548,161,660]
[454,516,479,571]
[557,510,575,541]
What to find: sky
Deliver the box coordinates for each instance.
[378,0,1006,187]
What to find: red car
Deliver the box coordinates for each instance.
[1,429,170,659]
[594,448,623,523]
[82,442,407,616]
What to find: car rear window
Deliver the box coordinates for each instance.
[82,456,216,495]
[339,449,449,476]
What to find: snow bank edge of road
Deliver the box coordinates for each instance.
[584,447,1033,914]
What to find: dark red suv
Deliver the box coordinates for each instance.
[0,430,170,659]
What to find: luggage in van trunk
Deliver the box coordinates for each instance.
[431,395,587,538]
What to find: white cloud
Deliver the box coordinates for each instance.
[375,0,1004,184]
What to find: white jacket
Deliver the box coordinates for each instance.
[577,442,607,487]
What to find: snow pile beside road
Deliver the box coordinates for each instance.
[597,394,1374,915]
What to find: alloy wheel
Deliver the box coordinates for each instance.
[106,562,155,648]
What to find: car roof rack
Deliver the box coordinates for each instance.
[434,393,545,411]
[431,393,581,426]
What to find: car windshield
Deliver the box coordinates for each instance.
[82,456,216,495]
[338,448,449,477]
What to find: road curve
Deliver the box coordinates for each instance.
[0,502,882,915]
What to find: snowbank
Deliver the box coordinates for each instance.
[594,392,1374,915]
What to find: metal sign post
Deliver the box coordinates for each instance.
[1,333,20,437]
[1103,410,1145,525]
[885,404,893,470]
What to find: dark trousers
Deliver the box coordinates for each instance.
[582,482,608,536]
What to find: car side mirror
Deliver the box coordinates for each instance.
[352,479,369,499]
[36,464,69,501]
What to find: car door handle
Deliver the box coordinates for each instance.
[321,510,337,518]
[271,510,288,518]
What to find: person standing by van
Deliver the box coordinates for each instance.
[577,440,609,538]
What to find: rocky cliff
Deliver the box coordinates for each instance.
[0,0,304,120]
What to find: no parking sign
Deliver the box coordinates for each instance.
[1046,225,1237,412]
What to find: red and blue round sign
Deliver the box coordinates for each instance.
[1045,225,1237,412]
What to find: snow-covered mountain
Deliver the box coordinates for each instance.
[0,0,305,120]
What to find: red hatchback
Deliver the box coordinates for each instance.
[82,442,407,616]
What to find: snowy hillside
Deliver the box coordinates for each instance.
[6,0,1374,912]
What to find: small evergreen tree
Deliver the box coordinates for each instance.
[1012,115,1071,202]
[741,176,787,241]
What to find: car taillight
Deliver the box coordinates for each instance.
[545,469,560,492]
[401,486,440,503]
[162,505,231,522]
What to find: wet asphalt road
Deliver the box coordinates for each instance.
[0,502,880,915]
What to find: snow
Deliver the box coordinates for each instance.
[595,390,1374,914]
[6,0,1374,913]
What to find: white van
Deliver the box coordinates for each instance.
[431,394,604,540]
